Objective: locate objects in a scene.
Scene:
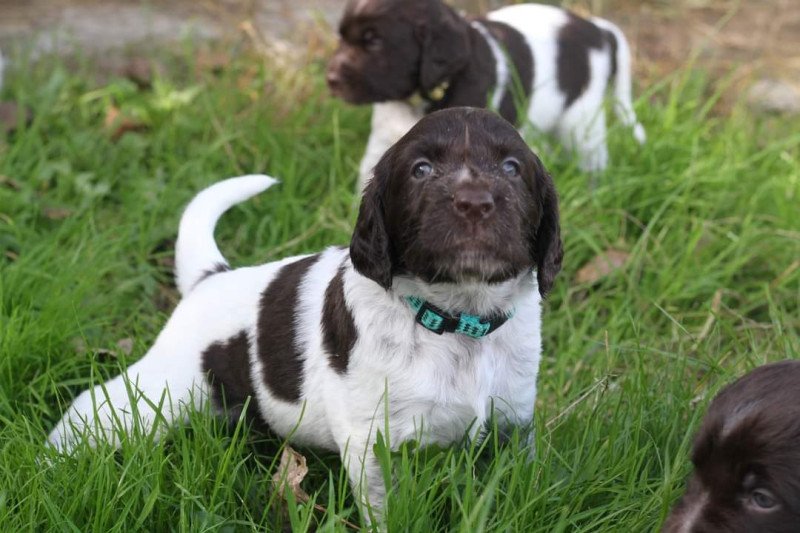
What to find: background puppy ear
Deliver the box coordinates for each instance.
[530,164,563,297]
[350,161,393,289]
[417,4,470,94]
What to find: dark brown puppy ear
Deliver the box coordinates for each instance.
[530,160,563,297]
[350,157,394,289]
[417,4,470,95]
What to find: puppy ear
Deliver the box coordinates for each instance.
[530,163,563,297]
[417,4,470,95]
[350,158,393,289]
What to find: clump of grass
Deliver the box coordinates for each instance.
[0,42,797,532]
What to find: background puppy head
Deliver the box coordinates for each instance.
[326,0,470,104]
[350,107,562,296]
[663,360,800,532]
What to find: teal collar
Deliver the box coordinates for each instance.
[405,296,515,338]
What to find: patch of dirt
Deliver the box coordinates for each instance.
[1,0,798,109]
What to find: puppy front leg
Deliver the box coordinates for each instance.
[340,433,387,528]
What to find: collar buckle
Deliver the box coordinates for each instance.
[413,299,457,335]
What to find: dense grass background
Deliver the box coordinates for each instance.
[1,43,798,532]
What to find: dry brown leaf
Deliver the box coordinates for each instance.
[116,338,134,356]
[0,101,33,135]
[270,446,360,530]
[272,446,310,502]
[0,175,22,190]
[103,105,147,141]
[575,249,630,285]
[119,57,156,88]
[195,50,230,74]
[93,348,117,361]
[71,337,88,355]
[42,206,73,220]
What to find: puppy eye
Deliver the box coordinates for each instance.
[501,158,521,177]
[412,160,433,179]
[361,29,381,50]
[751,489,778,510]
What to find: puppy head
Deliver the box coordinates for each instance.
[350,107,562,296]
[663,361,800,533]
[326,0,470,104]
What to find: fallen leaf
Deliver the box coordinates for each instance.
[195,50,230,74]
[0,101,33,135]
[103,105,147,141]
[575,249,630,285]
[272,446,310,502]
[0,175,22,190]
[71,337,88,355]
[120,57,156,88]
[116,338,134,356]
[42,206,73,220]
[93,348,117,361]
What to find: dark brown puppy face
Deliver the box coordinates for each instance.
[326,0,470,104]
[663,361,800,533]
[350,107,562,296]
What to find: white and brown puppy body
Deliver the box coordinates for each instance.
[48,108,563,519]
[327,0,646,189]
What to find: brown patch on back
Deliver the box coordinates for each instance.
[321,265,357,374]
[257,254,320,402]
[480,19,534,125]
[557,12,607,107]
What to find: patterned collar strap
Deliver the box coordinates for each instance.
[405,296,515,338]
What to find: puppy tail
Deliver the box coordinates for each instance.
[593,18,646,145]
[175,174,278,296]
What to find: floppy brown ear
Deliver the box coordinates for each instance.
[350,159,394,289]
[417,4,470,94]
[530,163,563,297]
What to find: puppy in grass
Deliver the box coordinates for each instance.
[47,107,563,522]
[663,360,800,532]
[327,0,646,190]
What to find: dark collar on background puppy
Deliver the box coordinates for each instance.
[405,295,514,338]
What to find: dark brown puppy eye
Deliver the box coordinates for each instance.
[412,161,433,179]
[361,29,380,50]
[501,158,520,177]
[751,489,778,510]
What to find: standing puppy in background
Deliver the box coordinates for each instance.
[48,108,563,523]
[663,360,800,532]
[327,0,646,190]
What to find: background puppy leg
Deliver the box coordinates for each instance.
[558,108,609,174]
[47,333,209,454]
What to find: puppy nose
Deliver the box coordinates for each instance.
[453,189,495,221]
[326,67,341,89]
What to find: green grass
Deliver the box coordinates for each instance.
[1,45,798,532]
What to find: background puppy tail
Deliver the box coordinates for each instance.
[594,18,647,145]
[175,174,278,296]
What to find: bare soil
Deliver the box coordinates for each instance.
[1,0,798,106]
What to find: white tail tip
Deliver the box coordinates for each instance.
[633,123,647,145]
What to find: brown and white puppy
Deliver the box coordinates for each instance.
[48,108,562,523]
[327,0,646,189]
[663,360,800,532]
